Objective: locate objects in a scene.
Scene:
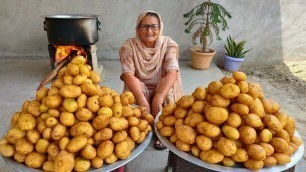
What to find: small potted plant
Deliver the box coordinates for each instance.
[224,35,252,71]
[183,0,232,70]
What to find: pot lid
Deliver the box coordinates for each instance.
[42,14,99,19]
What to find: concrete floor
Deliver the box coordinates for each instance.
[0,58,304,172]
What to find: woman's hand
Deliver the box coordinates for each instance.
[151,93,165,117]
[137,96,151,114]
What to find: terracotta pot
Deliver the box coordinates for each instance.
[190,46,215,70]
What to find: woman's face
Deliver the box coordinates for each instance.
[137,15,160,47]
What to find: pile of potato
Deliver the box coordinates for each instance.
[156,71,303,170]
[0,56,154,172]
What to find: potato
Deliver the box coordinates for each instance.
[133,107,142,118]
[219,83,240,99]
[221,76,236,84]
[290,136,303,146]
[248,82,262,99]
[222,125,239,140]
[90,71,101,83]
[37,121,47,134]
[111,103,123,117]
[51,123,66,140]
[160,126,175,137]
[58,85,81,98]
[60,111,75,127]
[66,136,87,153]
[142,112,155,125]
[80,144,97,160]
[191,145,201,157]
[230,103,249,116]
[112,131,128,144]
[91,115,109,130]
[259,129,273,143]
[91,157,103,168]
[175,140,191,152]
[79,64,91,77]
[97,107,113,118]
[15,138,34,155]
[45,117,58,128]
[45,94,62,109]
[97,140,114,159]
[175,119,184,128]
[207,81,223,94]
[276,130,290,143]
[67,63,80,76]
[163,116,177,126]
[249,98,265,118]
[162,103,177,116]
[17,113,36,131]
[283,144,295,156]
[270,137,288,153]
[200,149,224,163]
[58,137,69,150]
[76,93,87,109]
[192,87,206,100]
[115,140,131,160]
[217,137,237,156]
[175,125,196,144]
[0,138,8,145]
[205,106,228,125]
[104,153,118,164]
[289,143,298,152]
[232,139,243,148]
[53,150,75,172]
[70,122,94,138]
[176,95,195,109]
[236,81,249,93]
[62,99,78,113]
[42,160,54,172]
[263,114,283,133]
[272,153,291,165]
[262,98,280,114]
[87,96,100,113]
[226,112,241,128]
[239,126,257,144]
[94,128,113,141]
[174,107,188,119]
[48,87,59,96]
[170,134,178,143]
[236,93,253,107]
[35,139,49,153]
[231,148,249,162]
[210,95,230,108]
[247,144,266,160]
[25,151,47,168]
[120,91,135,105]
[263,156,277,167]
[284,116,296,136]
[14,152,26,163]
[109,117,128,131]
[245,113,263,127]
[191,101,205,113]
[6,127,26,144]
[197,121,221,138]
[48,108,60,118]
[0,144,15,157]
[128,116,140,127]
[196,135,212,151]
[243,158,264,170]
[232,71,246,81]
[47,143,60,160]
[36,87,49,102]
[184,112,205,127]
[26,100,41,117]
[121,105,134,118]
[81,82,99,96]
[129,127,141,142]
[137,120,149,132]
[274,111,288,128]
[222,157,236,167]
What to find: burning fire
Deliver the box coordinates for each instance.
[55,46,87,64]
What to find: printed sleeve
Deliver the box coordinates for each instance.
[164,46,179,72]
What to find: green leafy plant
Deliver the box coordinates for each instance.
[183,0,232,53]
[224,35,252,58]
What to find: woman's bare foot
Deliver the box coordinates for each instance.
[154,138,166,150]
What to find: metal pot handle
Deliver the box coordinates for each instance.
[97,19,101,31]
[44,21,47,31]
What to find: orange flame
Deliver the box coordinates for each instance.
[55,46,87,64]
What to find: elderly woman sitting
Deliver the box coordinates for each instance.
[119,10,183,150]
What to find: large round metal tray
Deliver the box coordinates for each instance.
[2,131,153,172]
[155,111,304,172]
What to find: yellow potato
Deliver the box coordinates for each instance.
[290,136,303,146]
[6,127,26,144]
[175,140,191,152]
[163,116,177,126]
[115,140,131,160]
[137,120,149,132]
[59,85,82,98]
[90,71,101,83]
[270,137,288,153]
[129,127,141,142]
[200,149,224,163]
[236,81,249,93]
[191,145,201,157]
[192,87,207,100]
[94,128,113,141]
[60,111,75,127]
[91,157,104,168]
[184,112,205,127]
[112,131,128,144]
[104,153,118,164]
[14,152,26,163]
[87,96,100,113]
[276,130,290,143]
[239,126,257,145]
[196,135,212,151]
[0,144,15,157]
[220,76,236,84]
[247,144,266,160]
[263,156,277,167]
[248,82,262,99]
[81,82,99,96]
[174,107,188,119]
[15,138,34,155]
[17,113,37,131]
[217,137,237,156]
[92,115,110,130]
[175,125,196,144]
[231,148,249,162]
[63,74,74,85]
[207,81,223,94]
[51,123,66,140]
[197,121,221,138]
[243,158,264,170]
[81,144,97,160]
[262,98,280,114]
[263,114,283,133]
[205,106,228,125]
[45,94,62,109]
[222,125,240,140]
[52,78,65,88]
[97,140,114,159]
[232,71,246,81]
[284,116,296,136]
[111,103,123,117]
[222,157,235,167]
[244,113,263,128]
[160,126,175,137]
[121,105,134,118]
[170,134,178,143]
[236,93,254,107]
[259,129,273,143]
[272,153,291,165]
[219,83,240,99]
[230,103,249,116]
[128,116,140,127]
[109,117,128,131]
[25,151,47,168]
[226,112,241,128]
[36,87,49,102]
[26,100,41,117]
[249,98,265,118]
[70,122,94,138]
[176,95,195,109]
[274,111,288,128]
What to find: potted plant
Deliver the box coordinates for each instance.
[224,35,252,71]
[183,0,232,70]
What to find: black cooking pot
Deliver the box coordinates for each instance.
[42,14,101,45]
